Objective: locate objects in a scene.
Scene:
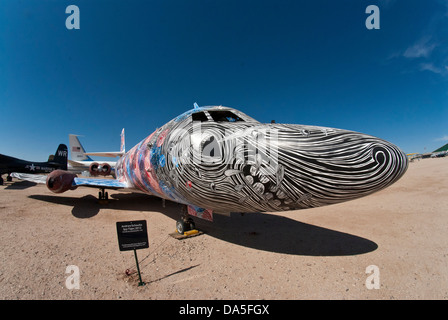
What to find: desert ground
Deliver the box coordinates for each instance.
[0,157,447,300]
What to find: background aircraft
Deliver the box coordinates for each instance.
[68,129,125,177]
[13,105,408,234]
[1,144,67,185]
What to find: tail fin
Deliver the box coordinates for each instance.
[69,134,93,161]
[52,144,68,170]
[120,128,125,154]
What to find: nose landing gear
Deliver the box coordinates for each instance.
[176,215,196,235]
[171,205,203,239]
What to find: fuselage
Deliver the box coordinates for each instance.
[0,154,63,175]
[116,106,408,213]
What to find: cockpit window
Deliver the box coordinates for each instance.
[192,112,209,122]
[208,111,244,122]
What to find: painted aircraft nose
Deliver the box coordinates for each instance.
[272,125,408,208]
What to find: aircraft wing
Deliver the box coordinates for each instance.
[10,172,48,184]
[73,177,127,189]
[11,172,127,190]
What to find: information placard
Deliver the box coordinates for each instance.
[116,220,149,251]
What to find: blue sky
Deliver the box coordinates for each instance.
[1,0,448,162]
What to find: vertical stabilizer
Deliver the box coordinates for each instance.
[69,134,93,161]
[52,144,68,170]
[120,128,125,154]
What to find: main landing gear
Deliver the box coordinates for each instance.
[98,188,108,203]
[0,174,12,185]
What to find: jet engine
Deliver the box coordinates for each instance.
[89,162,112,176]
[46,170,78,193]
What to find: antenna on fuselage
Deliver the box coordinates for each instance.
[193,102,199,109]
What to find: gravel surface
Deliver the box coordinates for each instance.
[0,157,447,300]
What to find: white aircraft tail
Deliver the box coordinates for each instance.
[69,134,93,161]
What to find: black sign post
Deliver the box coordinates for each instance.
[116,220,149,286]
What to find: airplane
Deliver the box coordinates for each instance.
[0,144,68,185]
[68,129,125,177]
[12,104,409,234]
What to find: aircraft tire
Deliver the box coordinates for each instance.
[98,190,108,201]
[187,218,195,231]
[176,220,185,234]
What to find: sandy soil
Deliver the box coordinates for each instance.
[0,157,447,300]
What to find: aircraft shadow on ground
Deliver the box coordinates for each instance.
[4,180,37,190]
[28,192,169,219]
[28,192,378,257]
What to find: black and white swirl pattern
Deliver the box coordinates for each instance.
[140,107,408,214]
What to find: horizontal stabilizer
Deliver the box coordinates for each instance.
[83,151,125,158]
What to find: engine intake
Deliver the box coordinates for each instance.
[46,170,78,193]
[100,163,112,176]
[89,162,111,176]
